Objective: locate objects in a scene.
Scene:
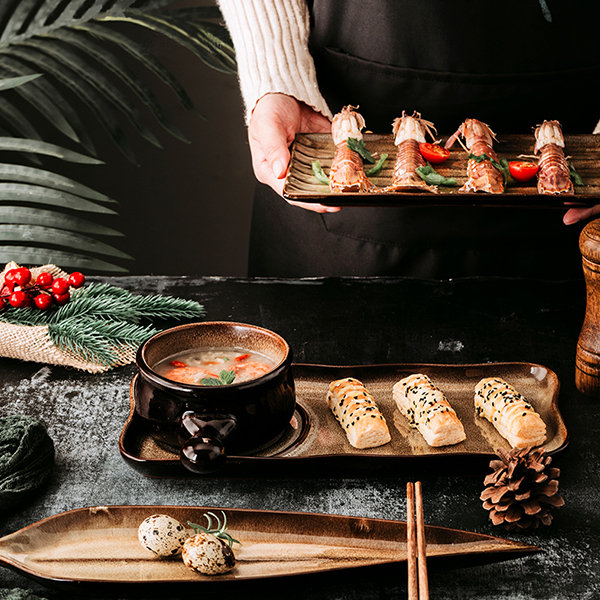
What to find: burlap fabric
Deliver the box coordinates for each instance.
[0,262,135,373]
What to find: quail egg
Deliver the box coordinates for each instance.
[181,531,236,575]
[138,514,188,557]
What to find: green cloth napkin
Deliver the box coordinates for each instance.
[0,415,54,510]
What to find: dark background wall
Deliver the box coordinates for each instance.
[55,1,256,276]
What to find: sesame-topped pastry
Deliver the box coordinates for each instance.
[327,377,391,449]
[474,377,546,448]
[392,374,466,447]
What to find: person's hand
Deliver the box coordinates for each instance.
[564,205,600,225]
[248,93,341,214]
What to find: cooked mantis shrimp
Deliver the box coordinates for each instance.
[329,105,375,193]
[445,118,504,194]
[534,120,574,195]
[385,111,438,192]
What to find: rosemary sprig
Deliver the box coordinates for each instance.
[188,511,240,547]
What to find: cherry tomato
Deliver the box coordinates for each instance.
[419,143,450,164]
[508,161,539,183]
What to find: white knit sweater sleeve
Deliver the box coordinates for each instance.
[217,0,332,124]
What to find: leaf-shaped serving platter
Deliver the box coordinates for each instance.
[283,133,599,206]
[120,363,568,478]
[0,505,538,590]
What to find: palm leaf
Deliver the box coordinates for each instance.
[0,224,131,259]
[18,37,163,149]
[101,10,236,74]
[5,45,140,162]
[0,73,41,91]
[0,246,128,272]
[0,0,235,156]
[0,137,102,163]
[0,163,115,203]
[0,96,43,140]
[0,1,237,273]
[1,58,95,150]
[0,206,123,236]
[0,183,116,214]
[77,21,193,109]
[44,28,189,142]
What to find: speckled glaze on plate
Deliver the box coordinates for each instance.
[120,362,567,477]
[283,133,599,206]
[0,505,538,590]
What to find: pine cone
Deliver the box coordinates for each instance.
[481,446,565,531]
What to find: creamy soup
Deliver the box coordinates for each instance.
[154,348,276,385]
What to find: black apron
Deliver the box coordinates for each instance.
[249,0,600,278]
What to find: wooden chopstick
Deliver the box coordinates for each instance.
[407,481,429,600]
[406,482,418,599]
[415,481,429,600]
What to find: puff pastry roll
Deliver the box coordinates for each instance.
[327,377,391,449]
[393,374,466,447]
[474,377,546,448]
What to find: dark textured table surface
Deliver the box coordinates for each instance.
[1,276,599,600]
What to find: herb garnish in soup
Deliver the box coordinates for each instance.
[155,349,276,386]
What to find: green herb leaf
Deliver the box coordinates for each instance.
[468,152,509,188]
[415,164,457,187]
[346,138,375,164]
[219,369,236,385]
[311,160,329,184]
[569,161,584,186]
[199,369,236,386]
[366,153,388,176]
[199,377,222,386]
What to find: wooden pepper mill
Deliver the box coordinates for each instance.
[576,218,600,397]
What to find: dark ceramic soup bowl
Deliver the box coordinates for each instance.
[135,321,295,474]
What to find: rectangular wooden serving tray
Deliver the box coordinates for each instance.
[0,505,538,590]
[120,362,567,478]
[283,132,599,207]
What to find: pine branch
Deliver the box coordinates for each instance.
[47,321,120,366]
[47,317,160,365]
[1,280,205,367]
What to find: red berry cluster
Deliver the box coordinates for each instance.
[0,267,85,311]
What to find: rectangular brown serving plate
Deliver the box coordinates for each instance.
[119,362,567,478]
[0,505,538,591]
[283,133,599,207]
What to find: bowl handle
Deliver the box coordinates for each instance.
[178,411,238,474]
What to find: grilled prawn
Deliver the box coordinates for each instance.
[329,105,374,193]
[445,118,504,193]
[386,111,438,192]
[534,120,574,195]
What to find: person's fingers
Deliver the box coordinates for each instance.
[285,200,342,214]
[564,204,600,225]
[248,118,291,193]
[302,109,332,134]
